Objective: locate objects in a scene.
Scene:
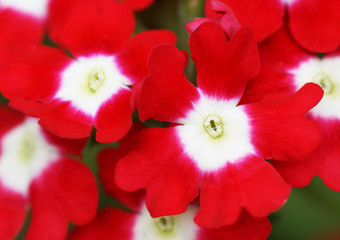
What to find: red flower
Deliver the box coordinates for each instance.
[68,202,271,240]
[115,22,323,228]
[205,0,340,52]
[0,0,176,143]
[0,106,98,240]
[241,26,340,191]
[77,137,271,240]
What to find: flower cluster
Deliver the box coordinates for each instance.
[0,0,338,239]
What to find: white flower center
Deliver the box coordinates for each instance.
[133,205,198,240]
[290,56,340,119]
[55,55,131,117]
[1,0,49,18]
[176,93,254,172]
[203,115,223,138]
[153,216,175,233]
[0,118,59,195]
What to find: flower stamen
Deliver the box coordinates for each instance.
[312,72,333,94]
[153,216,175,233]
[88,68,105,92]
[203,115,224,138]
[19,131,36,163]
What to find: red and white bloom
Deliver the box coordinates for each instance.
[78,135,271,240]
[0,106,98,240]
[68,201,271,240]
[115,22,323,228]
[205,0,340,52]
[242,27,340,190]
[0,0,176,143]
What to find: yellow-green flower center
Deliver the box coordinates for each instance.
[203,115,224,138]
[313,72,333,94]
[19,131,36,163]
[153,216,175,233]
[88,68,105,92]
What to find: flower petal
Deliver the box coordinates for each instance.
[189,22,260,100]
[123,0,154,11]
[27,158,98,240]
[273,117,340,190]
[138,44,199,123]
[115,127,200,217]
[55,0,135,56]
[68,208,135,240]
[117,30,177,85]
[240,27,313,104]
[94,89,133,143]
[38,101,93,139]
[205,0,284,42]
[195,156,290,228]
[0,186,26,240]
[245,83,323,162]
[289,0,340,52]
[198,211,271,240]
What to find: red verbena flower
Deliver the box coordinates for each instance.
[0,0,176,143]
[241,26,340,191]
[205,0,340,52]
[115,22,323,228]
[78,136,271,240]
[0,106,98,240]
[68,200,271,240]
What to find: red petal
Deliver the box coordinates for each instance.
[27,158,98,240]
[0,9,43,67]
[289,0,340,52]
[185,17,221,35]
[205,0,284,42]
[117,30,177,85]
[198,211,271,240]
[38,101,93,139]
[98,124,145,211]
[273,117,340,190]
[69,208,135,240]
[0,186,26,240]
[0,106,25,142]
[98,148,145,212]
[47,0,81,45]
[0,9,43,45]
[240,27,312,104]
[246,83,323,162]
[42,129,87,157]
[0,44,69,101]
[195,156,290,228]
[187,0,241,38]
[189,23,260,100]
[123,0,154,11]
[138,44,199,123]
[94,89,133,143]
[56,0,135,56]
[9,99,48,118]
[115,127,200,217]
